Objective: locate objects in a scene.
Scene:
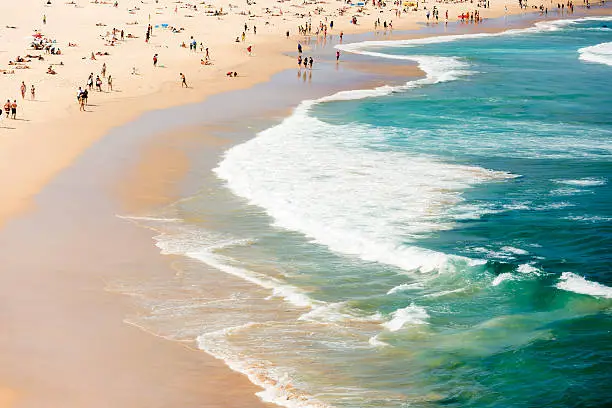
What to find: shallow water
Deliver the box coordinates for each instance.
[125,16,612,408]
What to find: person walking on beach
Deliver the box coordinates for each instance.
[180,72,188,88]
[30,85,35,100]
[20,81,26,99]
[87,73,94,90]
[78,91,86,112]
[4,100,10,118]
[336,50,340,62]
[43,15,47,25]
[309,57,313,69]
[153,54,158,67]
[11,100,17,119]
[95,75,103,91]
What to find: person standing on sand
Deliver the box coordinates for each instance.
[180,73,188,88]
[78,92,85,112]
[153,54,158,67]
[336,50,340,62]
[30,85,35,100]
[101,62,106,78]
[20,81,26,99]
[4,100,11,118]
[309,57,313,70]
[11,100,17,119]
[43,15,46,25]
[108,75,113,91]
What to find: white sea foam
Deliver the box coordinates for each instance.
[336,17,612,55]
[501,246,529,256]
[422,287,467,298]
[298,302,382,324]
[550,188,588,196]
[198,324,332,408]
[565,215,612,223]
[579,41,612,67]
[386,282,425,295]
[382,304,430,332]
[153,228,321,309]
[491,273,515,287]
[553,177,607,187]
[517,264,541,275]
[215,53,514,274]
[368,334,390,347]
[556,272,612,299]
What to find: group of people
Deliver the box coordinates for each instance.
[297,55,314,69]
[2,100,18,120]
[1,82,36,121]
[76,65,112,112]
[76,87,89,111]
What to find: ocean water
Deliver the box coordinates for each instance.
[122,16,612,408]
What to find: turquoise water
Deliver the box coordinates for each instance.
[130,16,612,408]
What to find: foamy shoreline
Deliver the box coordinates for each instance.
[0,0,541,227]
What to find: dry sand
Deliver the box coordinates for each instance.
[0,0,577,407]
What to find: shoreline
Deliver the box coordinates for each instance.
[104,8,612,408]
[0,0,578,227]
[1,4,611,408]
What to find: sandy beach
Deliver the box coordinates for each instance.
[1,0,609,406]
